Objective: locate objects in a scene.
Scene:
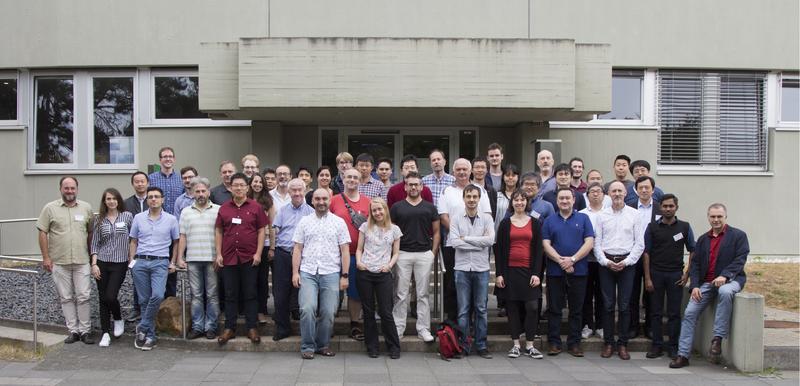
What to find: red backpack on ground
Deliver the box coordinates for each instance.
[436,321,470,361]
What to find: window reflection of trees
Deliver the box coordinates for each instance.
[154,76,206,119]
[94,78,134,164]
[35,77,74,164]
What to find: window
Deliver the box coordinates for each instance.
[780,76,799,123]
[598,70,643,120]
[658,70,767,170]
[29,71,137,171]
[0,77,17,121]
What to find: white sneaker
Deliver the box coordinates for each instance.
[581,325,592,339]
[98,333,111,347]
[595,329,603,338]
[113,320,124,337]
[418,329,434,342]
[507,345,521,358]
[526,346,543,359]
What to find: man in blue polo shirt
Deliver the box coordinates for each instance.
[542,187,595,357]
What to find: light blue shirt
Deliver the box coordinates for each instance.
[530,197,555,220]
[173,192,194,221]
[273,201,314,250]
[129,210,179,257]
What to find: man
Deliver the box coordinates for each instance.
[210,161,236,205]
[519,172,555,220]
[449,185,495,359]
[670,203,749,369]
[329,168,371,341]
[471,156,498,219]
[628,176,662,339]
[579,182,606,340]
[270,165,292,212]
[437,158,492,322]
[173,166,198,221]
[603,154,633,192]
[487,143,504,191]
[271,179,313,341]
[215,173,268,345]
[37,176,95,344]
[535,150,556,199]
[542,187,595,357]
[625,160,665,207]
[583,170,612,209]
[292,189,351,359]
[376,157,394,188]
[241,154,260,178]
[263,168,278,191]
[643,194,696,359]
[391,171,441,342]
[129,186,180,351]
[386,154,433,208]
[124,171,149,321]
[542,163,587,212]
[355,153,388,200]
[332,152,354,193]
[422,149,455,206]
[176,177,220,340]
[148,147,183,215]
[569,157,588,194]
[593,181,644,360]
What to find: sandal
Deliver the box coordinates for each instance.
[315,347,336,357]
[350,326,365,341]
[301,351,314,360]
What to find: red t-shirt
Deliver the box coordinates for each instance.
[704,225,727,283]
[329,193,371,255]
[386,182,434,208]
[215,198,268,266]
[508,220,533,268]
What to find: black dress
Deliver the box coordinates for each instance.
[495,216,544,301]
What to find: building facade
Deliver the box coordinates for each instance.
[0,0,798,257]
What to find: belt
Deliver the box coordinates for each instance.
[277,247,292,254]
[135,255,169,260]
[604,253,629,263]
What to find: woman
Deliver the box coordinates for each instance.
[495,189,544,359]
[305,165,339,205]
[249,173,277,323]
[493,164,520,317]
[90,188,134,347]
[296,166,313,193]
[355,197,402,359]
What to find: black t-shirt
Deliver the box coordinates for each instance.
[390,199,439,252]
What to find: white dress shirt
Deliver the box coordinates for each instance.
[592,205,644,267]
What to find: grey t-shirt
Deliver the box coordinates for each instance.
[358,223,402,273]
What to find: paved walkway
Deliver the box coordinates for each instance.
[0,341,797,386]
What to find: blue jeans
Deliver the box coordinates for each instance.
[599,264,635,346]
[187,262,219,333]
[677,281,741,358]
[131,258,169,340]
[454,270,489,352]
[299,271,340,353]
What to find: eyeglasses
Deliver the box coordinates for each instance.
[160,155,174,159]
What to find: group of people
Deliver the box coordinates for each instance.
[36,144,749,368]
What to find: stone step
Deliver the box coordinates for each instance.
[0,325,65,352]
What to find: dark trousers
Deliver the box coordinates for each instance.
[356,270,401,353]
[546,274,587,348]
[95,260,128,333]
[272,248,297,336]
[630,259,651,335]
[257,249,272,315]
[650,269,683,352]
[582,261,603,330]
[164,240,177,298]
[442,246,458,322]
[506,299,539,341]
[222,262,258,330]
[599,265,635,346]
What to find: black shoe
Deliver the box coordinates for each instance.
[187,330,204,340]
[272,332,290,342]
[390,351,401,359]
[205,330,217,340]
[64,332,80,344]
[291,310,300,321]
[80,332,94,345]
[368,351,379,358]
[646,346,664,359]
[497,308,507,318]
[477,349,492,359]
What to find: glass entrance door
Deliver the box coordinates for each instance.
[402,134,450,176]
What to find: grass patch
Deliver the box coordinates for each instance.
[746,263,799,312]
[0,343,43,361]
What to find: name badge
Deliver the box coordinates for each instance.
[232,218,242,225]
[115,222,126,228]
[74,215,85,222]
[673,233,684,242]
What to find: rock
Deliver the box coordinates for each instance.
[156,297,190,336]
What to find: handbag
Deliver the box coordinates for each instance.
[341,193,367,229]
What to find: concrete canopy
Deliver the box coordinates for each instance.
[199,37,611,126]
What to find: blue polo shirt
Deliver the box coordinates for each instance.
[531,198,555,220]
[273,201,314,250]
[129,210,180,257]
[541,210,594,277]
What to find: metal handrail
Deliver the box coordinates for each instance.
[0,218,37,224]
[437,249,446,322]
[0,260,40,354]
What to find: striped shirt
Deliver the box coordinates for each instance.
[179,202,219,262]
[422,173,455,206]
[90,211,134,263]
[148,170,183,215]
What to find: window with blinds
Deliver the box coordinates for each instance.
[657,71,767,169]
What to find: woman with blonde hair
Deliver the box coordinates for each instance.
[355,197,402,359]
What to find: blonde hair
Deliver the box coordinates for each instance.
[366,197,392,230]
[241,154,260,168]
[335,152,353,164]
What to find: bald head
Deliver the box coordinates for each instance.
[537,150,554,175]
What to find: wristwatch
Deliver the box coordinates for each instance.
[570,256,576,263]
[340,272,349,278]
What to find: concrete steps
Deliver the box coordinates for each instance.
[0,325,64,353]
